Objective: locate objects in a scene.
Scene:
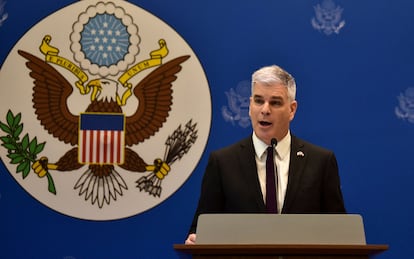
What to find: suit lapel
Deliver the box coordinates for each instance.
[282,136,307,213]
[238,137,266,211]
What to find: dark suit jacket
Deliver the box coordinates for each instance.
[189,135,346,234]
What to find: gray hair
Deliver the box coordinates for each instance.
[251,65,296,101]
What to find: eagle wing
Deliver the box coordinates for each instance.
[125,55,190,146]
[18,50,79,145]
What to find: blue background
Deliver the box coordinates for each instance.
[0,0,412,258]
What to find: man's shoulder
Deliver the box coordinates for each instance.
[213,136,252,155]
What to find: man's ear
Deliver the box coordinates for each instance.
[289,100,298,120]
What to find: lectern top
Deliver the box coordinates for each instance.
[196,214,366,245]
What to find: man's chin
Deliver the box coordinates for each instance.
[255,132,273,144]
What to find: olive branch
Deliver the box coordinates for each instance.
[0,110,56,194]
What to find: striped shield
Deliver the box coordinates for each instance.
[79,113,125,165]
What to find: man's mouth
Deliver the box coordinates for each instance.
[259,121,272,126]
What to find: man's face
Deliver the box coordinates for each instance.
[249,82,297,145]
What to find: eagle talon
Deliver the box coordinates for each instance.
[145,158,170,180]
[136,158,170,197]
[32,156,57,178]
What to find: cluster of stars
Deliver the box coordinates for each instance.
[80,15,129,66]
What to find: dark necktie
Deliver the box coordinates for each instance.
[266,146,277,213]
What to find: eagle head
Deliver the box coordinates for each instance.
[87,78,120,103]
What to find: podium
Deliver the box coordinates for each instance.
[174,214,388,258]
[173,243,388,258]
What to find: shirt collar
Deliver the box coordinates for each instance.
[277,131,291,160]
[252,131,291,160]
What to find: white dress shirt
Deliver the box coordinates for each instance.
[253,131,291,213]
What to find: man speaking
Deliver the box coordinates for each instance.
[185,64,346,244]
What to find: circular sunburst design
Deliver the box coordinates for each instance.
[70,1,140,77]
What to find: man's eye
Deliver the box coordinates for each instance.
[254,98,264,105]
[270,100,282,106]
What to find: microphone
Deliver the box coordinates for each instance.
[271,138,277,148]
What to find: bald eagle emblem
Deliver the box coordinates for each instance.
[311,0,345,35]
[0,1,210,220]
[221,80,251,128]
[6,40,195,208]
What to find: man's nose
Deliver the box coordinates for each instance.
[261,102,271,114]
